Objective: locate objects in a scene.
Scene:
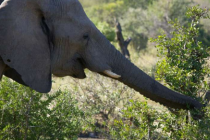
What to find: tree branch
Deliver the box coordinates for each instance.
[115,21,132,59]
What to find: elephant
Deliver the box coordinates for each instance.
[0,0,204,113]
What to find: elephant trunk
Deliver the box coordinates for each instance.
[108,49,203,110]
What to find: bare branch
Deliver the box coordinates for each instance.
[115,21,132,59]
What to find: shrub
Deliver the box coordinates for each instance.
[0,77,84,139]
[152,6,210,99]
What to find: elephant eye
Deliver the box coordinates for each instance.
[83,33,89,40]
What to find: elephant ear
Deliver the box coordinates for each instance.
[0,0,51,92]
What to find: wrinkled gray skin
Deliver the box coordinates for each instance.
[0,0,204,111]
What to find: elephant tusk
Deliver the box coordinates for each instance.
[103,70,121,79]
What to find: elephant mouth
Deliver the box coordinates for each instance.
[53,58,86,79]
[76,58,87,79]
[53,70,86,79]
[72,70,86,79]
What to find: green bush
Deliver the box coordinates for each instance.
[0,77,84,139]
[109,100,160,140]
[151,5,210,139]
[152,6,210,99]
[109,100,210,139]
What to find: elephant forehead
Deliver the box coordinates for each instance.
[43,0,82,15]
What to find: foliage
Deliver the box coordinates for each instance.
[109,100,210,139]
[152,6,210,98]
[0,78,84,139]
[122,0,156,9]
[109,100,159,139]
[149,5,210,139]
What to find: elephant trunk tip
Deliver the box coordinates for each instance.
[191,108,205,120]
[188,101,205,120]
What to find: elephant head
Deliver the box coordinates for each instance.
[0,0,204,111]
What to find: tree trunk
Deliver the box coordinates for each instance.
[115,21,131,59]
